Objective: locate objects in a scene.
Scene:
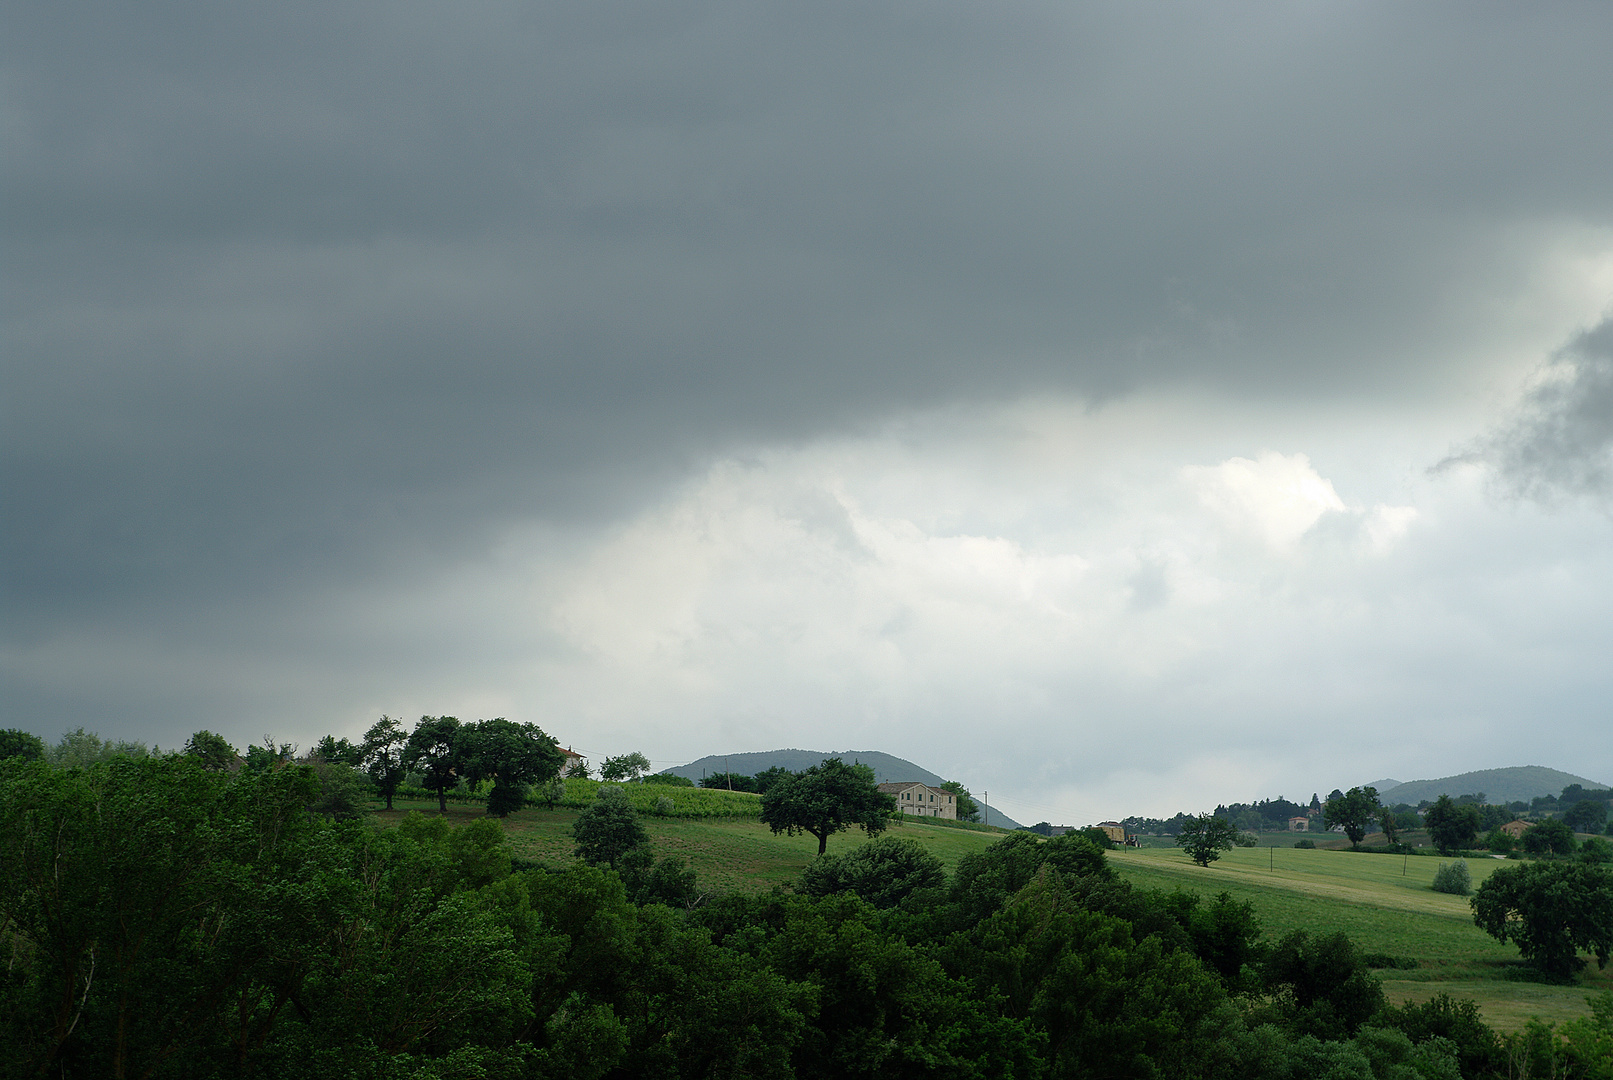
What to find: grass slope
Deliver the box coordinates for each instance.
[1109,845,1612,1031]
[380,798,1011,894]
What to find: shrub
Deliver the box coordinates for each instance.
[1432,860,1471,896]
[653,795,675,816]
[1294,838,1316,849]
[799,835,946,909]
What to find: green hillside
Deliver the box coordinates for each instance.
[380,797,1013,894]
[1108,845,1612,1031]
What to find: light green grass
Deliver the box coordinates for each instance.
[1109,845,1612,1031]
[378,799,1006,895]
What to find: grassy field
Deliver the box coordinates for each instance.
[378,798,1012,894]
[1108,844,1613,1031]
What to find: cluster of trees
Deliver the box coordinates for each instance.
[18,750,1603,1078]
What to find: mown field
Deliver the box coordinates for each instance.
[1108,844,1613,1031]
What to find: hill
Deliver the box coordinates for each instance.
[1374,765,1609,807]
[661,748,1024,829]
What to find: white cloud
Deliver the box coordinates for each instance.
[1186,450,1347,551]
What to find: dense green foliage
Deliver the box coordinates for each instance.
[1470,861,1613,978]
[7,751,1612,1078]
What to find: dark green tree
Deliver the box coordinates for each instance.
[939,780,980,822]
[1261,930,1386,1038]
[0,728,45,762]
[752,765,794,794]
[573,785,650,870]
[459,717,563,816]
[1176,812,1239,866]
[798,836,945,909]
[1323,786,1381,849]
[699,771,757,791]
[1522,817,1578,856]
[403,715,463,813]
[1564,799,1609,835]
[312,733,363,766]
[1470,861,1613,977]
[361,714,409,810]
[182,729,238,771]
[1424,794,1481,855]
[600,751,652,783]
[760,758,895,856]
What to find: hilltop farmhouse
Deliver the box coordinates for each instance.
[878,781,957,820]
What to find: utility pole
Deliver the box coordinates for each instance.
[983,791,989,827]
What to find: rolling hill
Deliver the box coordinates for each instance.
[660,748,1024,829]
[1373,765,1608,807]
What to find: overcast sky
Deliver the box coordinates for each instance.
[6,2,1613,824]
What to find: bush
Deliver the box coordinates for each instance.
[1294,838,1316,849]
[1432,860,1471,896]
[798,836,945,909]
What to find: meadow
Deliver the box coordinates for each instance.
[1108,843,1613,1030]
[379,796,1011,893]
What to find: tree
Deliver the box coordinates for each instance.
[798,836,945,909]
[1424,794,1481,855]
[0,728,45,763]
[1175,813,1239,866]
[600,752,652,783]
[939,780,981,822]
[752,766,794,794]
[572,785,650,870]
[1470,861,1613,977]
[760,758,895,856]
[312,734,364,767]
[403,715,463,813]
[460,718,563,816]
[361,714,409,810]
[1323,786,1381,849]
[1565,799,1609,835]
[1522,817,1577,856]
[183,729,238,771]
[700,771,757,792]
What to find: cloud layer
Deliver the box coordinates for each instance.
[6,3,1613,821]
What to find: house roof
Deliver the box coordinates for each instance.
[877,781,930,793]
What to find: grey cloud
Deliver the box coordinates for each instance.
[6,2,1613,736]
[1447,317,1613,502]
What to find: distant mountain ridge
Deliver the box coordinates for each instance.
[1372,766,1609,807]
[662,749,1024,829]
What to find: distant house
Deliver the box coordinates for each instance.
[1289,816,1310,832]
[558,746,587,776]
[1500,819,1532,840]
[878,782,957,820]
[1095,821,1127,844]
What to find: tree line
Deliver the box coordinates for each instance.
[7,738,1613,1077]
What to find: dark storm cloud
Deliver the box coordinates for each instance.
[5,1,1613,634]
[1453,317,1613,502]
